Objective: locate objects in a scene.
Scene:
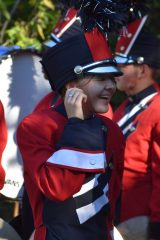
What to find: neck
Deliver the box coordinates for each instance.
[126,79,154,96]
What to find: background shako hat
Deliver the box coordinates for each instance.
[115,15,160,69]
[44,7,82,48]
[42,29,121,92]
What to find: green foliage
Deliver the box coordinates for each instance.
[148,1,160,37]
[0,0,60,50]
[0,0,160,50]
[0,0,11,20]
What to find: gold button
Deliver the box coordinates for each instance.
[109,162,114,169]
[128,33,132,38]
[120,46,125,51]
[102,125,107,132]
[130,126,136,132]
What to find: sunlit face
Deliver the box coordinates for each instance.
[77,75,116,116]
[115,64,140,95]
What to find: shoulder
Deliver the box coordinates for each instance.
[17,108,66,138]
[146,93,160,118]
[150,93,160,106]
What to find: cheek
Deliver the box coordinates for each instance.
[125,71,136,86]
[112,83,117,94]
[83,83,99,98]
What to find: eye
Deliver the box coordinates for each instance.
[94,75,110,82]
[98,77,106,81]
[106,75,116,84]
[111,78,116,84]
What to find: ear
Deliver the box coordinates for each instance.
[65,81,77,89]
[138,64,145,78]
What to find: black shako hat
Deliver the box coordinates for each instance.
[115,16,160,69]
[41,29,122,92]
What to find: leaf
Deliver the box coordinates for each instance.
[0,0,11,20]
[43,0,55,10]
[37,23,45,39]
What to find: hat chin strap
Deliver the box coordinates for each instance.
[74,59,117,75]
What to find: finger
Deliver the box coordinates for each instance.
[82,94,87,103]
[67,89,84,101]
[66,88,83,98]
[68,91,81,103]
[70,91,87,104]
[74,93,87,106]
[64,89,74,103]
[67,91,75,98]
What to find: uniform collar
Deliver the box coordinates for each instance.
[128,85,158,104]
[54,102,67,118]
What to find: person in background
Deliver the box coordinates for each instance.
[113,15,160,240]
[0,100,7,190]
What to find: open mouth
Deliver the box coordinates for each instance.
[99,96,110,100]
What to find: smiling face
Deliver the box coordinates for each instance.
[76,74,116,116]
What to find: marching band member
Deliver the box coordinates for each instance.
[17,1,128,239]
[113,16,160,240]
[0,100,7,189]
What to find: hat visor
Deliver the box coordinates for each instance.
[114,55,135,65]
[80,59,123,76]
[86,65,123,76]
[44,33,61,48]
[43,40,57,48]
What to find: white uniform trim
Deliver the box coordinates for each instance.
[47,149,106,170]
[125,15,148,55]
[117,93,157,127]
[76,184,109,224]
[73,174,101,197]
[56,16,77,38]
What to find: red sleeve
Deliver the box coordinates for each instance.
[108,122,125,224]
[33,92,54,112]
[33,92,62,113]
[150,122,160,222]
[99,116,125,232]
[17,113,91,202]
[0,101,7,189]
[147,121,160,239]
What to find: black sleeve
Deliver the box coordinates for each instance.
[149,222,160,239]
[56,117,106,152]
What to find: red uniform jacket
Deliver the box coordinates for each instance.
[113,85,160,237]
[17,103,124,240]
[0,100,7,189]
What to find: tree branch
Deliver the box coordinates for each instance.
[0,0,21,44]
